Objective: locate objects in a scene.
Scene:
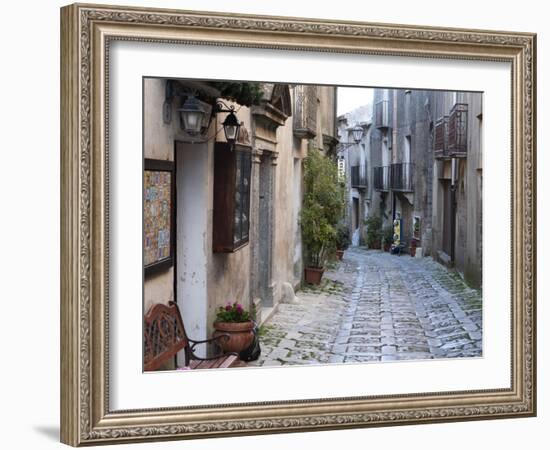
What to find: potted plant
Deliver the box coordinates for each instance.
[301,146,345,284]
[409,238,418,257]
[213,302,255,354]
[335,224,351,260]
[364,216,383,250]
[382,225,393,252]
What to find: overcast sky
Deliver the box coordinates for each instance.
[337,86,374,117]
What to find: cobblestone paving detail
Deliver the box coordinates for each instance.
[249,248,482,367]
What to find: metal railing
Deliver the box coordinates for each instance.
[434,116,449,159]
[375,100,390,129]
[448,103,468,158]
[292,85,318,139]
[373,166,390,191]
[350,165,367,188]
[390,163,414,192]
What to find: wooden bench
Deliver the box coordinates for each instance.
[144,301,239,371]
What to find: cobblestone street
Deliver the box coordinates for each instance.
[249,247,482,367]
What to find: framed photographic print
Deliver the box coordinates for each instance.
[60,3,536,446]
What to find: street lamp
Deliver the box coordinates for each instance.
[215,101,241,148]
[351,125,364,143]
[178,97,240,147]
[221,109,241,146]
[336,125,365,157]
[177,95,209,136]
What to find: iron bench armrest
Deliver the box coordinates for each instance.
[188,335,239,361]
[188,334,229,350]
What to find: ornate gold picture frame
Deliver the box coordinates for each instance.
[60,3,536,446]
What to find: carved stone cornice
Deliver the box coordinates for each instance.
[251,148,264,164]
[251,102,289,128]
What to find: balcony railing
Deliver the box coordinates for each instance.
[434,116,449,159]
[293,85,318,139]
[390,163,414,192]
[448,103,468,158]
[373,166,390,191]
[350,165,367,189]
[375,100,390,129]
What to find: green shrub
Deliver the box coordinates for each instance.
[382,225,394,246]
[301,147,345,268]
[364,216,383,249]
[336,224,351,250]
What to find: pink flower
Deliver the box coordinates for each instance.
[235,303,243,314]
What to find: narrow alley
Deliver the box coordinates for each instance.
[249,248,482,367]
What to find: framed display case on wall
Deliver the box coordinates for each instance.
[143,158,175,276]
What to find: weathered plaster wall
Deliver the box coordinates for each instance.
[207,105,253,337]
[463,92,483,288]
[271,109,297,299]
[143,78,178,313]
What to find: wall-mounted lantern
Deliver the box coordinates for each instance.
[336,124,365,158]
[163,80,241,148]
[220,107,241,147]
[352,125,364,143]
[178,98,240,147]
[177,95,209,136]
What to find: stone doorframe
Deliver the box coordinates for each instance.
[250,149,278,313]
[248,83,291,321]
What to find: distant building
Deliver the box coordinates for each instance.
[337,105,372,245]
[342,87,482,288]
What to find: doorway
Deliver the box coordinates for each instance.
[352,197,360,231]
[258,152,274,308]
[442,179,455,260]
[175,141,209,360]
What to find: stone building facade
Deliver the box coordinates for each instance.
[345,87,482,288]
[431,91,483,288]
[143,79,337,362]
[337,105,372,245]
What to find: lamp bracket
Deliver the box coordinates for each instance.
[214,100,236,114]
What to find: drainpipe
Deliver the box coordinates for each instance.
[391,89,398,221]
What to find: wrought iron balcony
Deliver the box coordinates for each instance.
[375,100,390,129]
[373,166,390,191]
[434,115,449,159]
[390,163,414,192]
[448,103,468,158]
[293,85,318,139]
[350,164,367,189]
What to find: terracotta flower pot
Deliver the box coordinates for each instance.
[212,320,255,354]
[336,249,344,260]
[304,266,324,285]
